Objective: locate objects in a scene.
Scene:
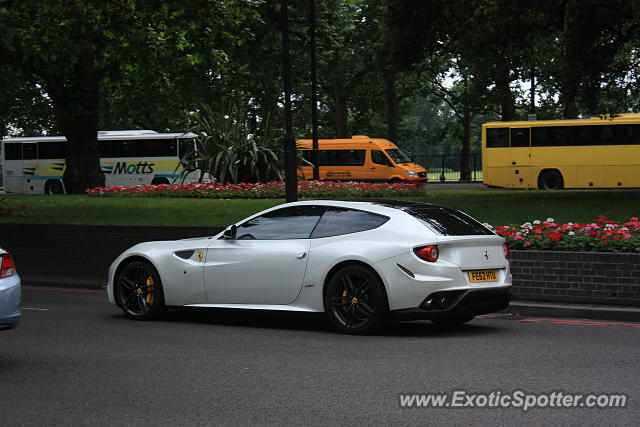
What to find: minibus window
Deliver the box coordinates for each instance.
[372,150,393,167]
[385,149,411,164]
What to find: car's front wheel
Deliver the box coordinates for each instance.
[325,265,388,334]
[116,260,166,320]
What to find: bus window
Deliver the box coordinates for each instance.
[23,143,37,160]
[574,126,594,146]
[533,126,570,146]
[38,141,67,158]
[597,126,615,145]
[178,138,196,158]
[486,128,509,147]
[371,150,392,167]
[612,124,640,145]
[4,143,22,160]
[317,150,365,166]
[101,139,178,158]
[510,128,530,147]
[385,148,412,164]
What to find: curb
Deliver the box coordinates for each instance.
[503,300,640,322]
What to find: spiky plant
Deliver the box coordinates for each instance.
[182,96,282,183]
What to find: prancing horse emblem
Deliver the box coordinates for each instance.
[484,250,489,260]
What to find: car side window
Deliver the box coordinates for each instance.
[235,206,325,240]
[311,207,389,238]
[371,150,392,167]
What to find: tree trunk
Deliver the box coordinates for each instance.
[382,66,399,143]
[495,66,516,121]
[334,91,349,138]
[561,90,579,119]
[44,52,104,193]
[558,0,580,119]
[459,109,472,181]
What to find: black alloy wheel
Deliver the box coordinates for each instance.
[116,260,166,320]
[325,265,388,334]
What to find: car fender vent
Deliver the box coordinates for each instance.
[175,250,195,260]
[396,263,415,278]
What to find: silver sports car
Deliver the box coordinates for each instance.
[108,200,511,334]
[0,248,21,331]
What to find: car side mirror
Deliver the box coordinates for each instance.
[223,225,237,240]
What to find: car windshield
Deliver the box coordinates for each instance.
[385,149,412,164]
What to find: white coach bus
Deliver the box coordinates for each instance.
[1,130,199,194]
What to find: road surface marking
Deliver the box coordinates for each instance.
[23,307,49,311]
[518,317,640,328]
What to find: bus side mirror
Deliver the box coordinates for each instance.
[223,225,237,240]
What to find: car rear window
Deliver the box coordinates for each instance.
[407,207,493,236]
[311,207,389,238]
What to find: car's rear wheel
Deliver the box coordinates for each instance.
[116,260,166,320]
[432,314,475,327]
[325,265,388,334]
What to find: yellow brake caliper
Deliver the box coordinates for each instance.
[145,276,155,304]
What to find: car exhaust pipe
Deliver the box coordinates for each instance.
[440,297,448,308]
[424,298,433,309]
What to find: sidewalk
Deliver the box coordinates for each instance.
[504,300,640,322]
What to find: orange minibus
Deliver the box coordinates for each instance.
[297,135,427,183]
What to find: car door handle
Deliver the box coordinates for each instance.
[296,252,307,259]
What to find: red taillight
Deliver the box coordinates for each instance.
[503,243,509,259]
[1,252,16,278]
[414,245,439,262]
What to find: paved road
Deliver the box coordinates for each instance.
[2,287,638,426]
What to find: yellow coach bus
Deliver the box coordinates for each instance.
[482,114,640,189]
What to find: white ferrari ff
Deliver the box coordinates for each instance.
[107,200,511,334]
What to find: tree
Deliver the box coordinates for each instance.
[552,0,640,118]
[0,0,257,192]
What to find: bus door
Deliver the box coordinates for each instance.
[3,142,38,193]
[369,149,396,181]
[509,128,531,188]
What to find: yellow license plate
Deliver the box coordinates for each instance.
[468,270,498,283]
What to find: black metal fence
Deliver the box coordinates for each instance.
[409,154,483,182]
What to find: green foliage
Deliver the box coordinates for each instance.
[2,0,640,173]
[185,97,282,184]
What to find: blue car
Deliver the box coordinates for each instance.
[0,248,21,330]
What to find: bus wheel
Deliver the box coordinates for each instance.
[151,178,170,186]
[538,170,564,190]
[45,180,64,195]
[389,178,402,183]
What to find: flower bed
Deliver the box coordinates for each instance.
[86,180,425,199]
[489,217,640,253]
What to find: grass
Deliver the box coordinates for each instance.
[1,189,640,227]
